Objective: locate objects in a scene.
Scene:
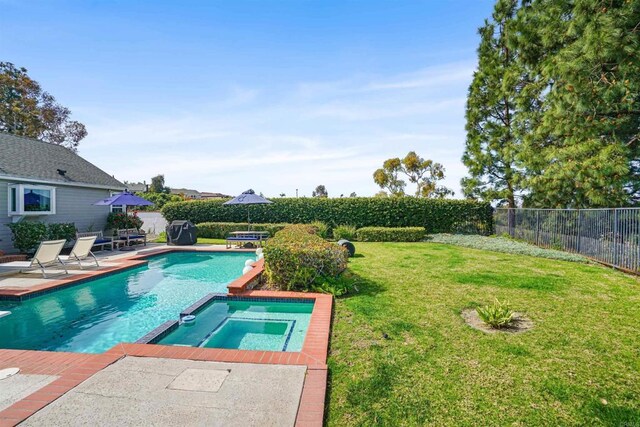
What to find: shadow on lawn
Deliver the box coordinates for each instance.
[585,400,640,426]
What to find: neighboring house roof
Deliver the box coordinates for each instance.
[200,192,231,199]
[170,188,201,197]
[0,133,125,189]
[125,182,148,192]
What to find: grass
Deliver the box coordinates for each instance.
[326,242,640,426]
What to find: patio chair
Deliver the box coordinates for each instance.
[0,240,68,278]
[59,236,99,269]
[115,228,147,248]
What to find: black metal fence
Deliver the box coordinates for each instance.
[494,208,640,273]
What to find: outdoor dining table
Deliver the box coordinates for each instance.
[226,231,270,248]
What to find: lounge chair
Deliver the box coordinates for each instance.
[0,240,68,278]
[59,236,99,269]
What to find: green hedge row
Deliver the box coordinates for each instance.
[162,197,493,234]
[264,224,348,292]
[195,222,290,239]
[356,227,426,242]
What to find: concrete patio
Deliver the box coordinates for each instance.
[19,356,307,427]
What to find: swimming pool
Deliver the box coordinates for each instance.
[0,251,255,353]
[157,298,314,352]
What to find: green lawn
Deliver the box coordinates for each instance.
[326,242,640,426]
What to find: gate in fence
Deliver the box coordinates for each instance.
[494,208,640,273]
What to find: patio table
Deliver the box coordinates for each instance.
[226,231,269,248]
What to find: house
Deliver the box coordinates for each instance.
[200,192,231,199]
[170,188,201,199]
[123,181,148,193]
[0,133,126,253]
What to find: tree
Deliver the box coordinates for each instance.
[149,175,169,193]
[312,185,328,198]
[0,62,87,151]
[279,193,286,197]
[349,192,357,197]
[519,0,640,207]
[374,152,453,198]
[462,0,526,208]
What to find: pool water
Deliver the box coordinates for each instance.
[158,300,314,352]
[0,252,254,353]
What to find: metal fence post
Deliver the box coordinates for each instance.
[577,210,582,254]
[613,208,619,268]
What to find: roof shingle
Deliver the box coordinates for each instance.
[0,132,125,189]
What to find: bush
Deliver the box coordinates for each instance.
[332,225,357,241]
[477,299,515,329]
[6,222,47,253]
[106,212,144,231]
[134,192,183,211]
[310,221,330,239]
[356,227,426,242]
[161,197,493,234]
[6,222,77,253]
[264,224,348,292]
[195,222,290,239]
[46,223,76,241]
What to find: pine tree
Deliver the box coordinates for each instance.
[520,0,640,207]
[462,0,526,208]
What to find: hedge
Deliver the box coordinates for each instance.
[263,224,348,291]
[356,226,426,242]
[162,197,493,234]
[195,222,290,239]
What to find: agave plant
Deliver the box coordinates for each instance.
[477,299,515,328]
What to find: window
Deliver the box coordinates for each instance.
[7,184,56,215]
[110,192,124,213]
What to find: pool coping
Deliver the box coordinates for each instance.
[0,246,260,301]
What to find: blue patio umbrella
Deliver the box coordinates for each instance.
[223,189,272,229]
[93,191,153,216]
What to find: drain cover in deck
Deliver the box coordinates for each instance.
[167,368,230,393]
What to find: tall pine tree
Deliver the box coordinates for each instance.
[520,0,640,207]
[462,0,526,208]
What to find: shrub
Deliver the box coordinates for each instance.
[161,197,493,234]
[134,192,183,211]
[264,224,348,292]
[6,221,77,253]
[195,222,290,239]
[333,225,357,241]
[46,223,76,241]
[106,212,143,231]
[476,299,515,329]
[356,227,426,242]
[310,221,330,239]
[6,222,47,253]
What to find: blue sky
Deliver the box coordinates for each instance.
[1,0,494,197]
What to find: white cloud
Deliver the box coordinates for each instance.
[78,61,473,197]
